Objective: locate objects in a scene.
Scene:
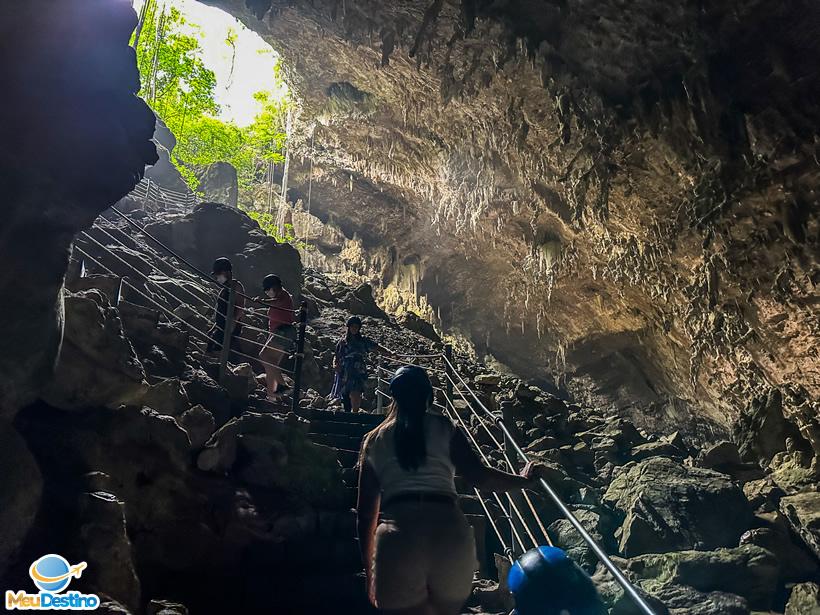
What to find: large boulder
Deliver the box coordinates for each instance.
[615,544,780,611]
[143,118,189,194]
[178,404,215,449]
[42,290,147,409]
[603,457,753,556]
[196,161,238,208]
[547,508,617,572]
[337,284,389,319]
[786,582,820,615]
[182,368,232,427]
[780,491,820,559]
[397,311,440,342]
[143,378,190,417]
[734,388,802,464]
[74,492,141,612]
[740,515,819,583]
[197,412,345,506]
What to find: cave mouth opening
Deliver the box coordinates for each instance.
[132,0,296,229]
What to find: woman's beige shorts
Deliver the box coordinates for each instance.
[372,500,477,610]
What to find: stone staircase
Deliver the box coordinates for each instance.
[246,400,494,612]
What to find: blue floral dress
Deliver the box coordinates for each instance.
[332,334,376,397]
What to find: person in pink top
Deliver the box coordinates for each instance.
[256,274,295,401]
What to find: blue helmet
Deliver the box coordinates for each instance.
[508,547,606,615]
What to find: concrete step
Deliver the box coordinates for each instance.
[331,447,360,469]
[309,432,365,450]
[309,419,375,437]
[297,407,385,427]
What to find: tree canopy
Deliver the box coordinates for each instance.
[132,1,289,200]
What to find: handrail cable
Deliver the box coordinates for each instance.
[86,227,293,349]
[442,355,655,615]
[440,370,552,546]
[442,394,539,551]
[108,207,299,315]
[75,240,295,376]
[98,220,218,291]
[437,406,513,563]
[91,226,217,309]
[109,206,221,288]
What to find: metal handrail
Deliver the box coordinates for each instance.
[442,355,655,615]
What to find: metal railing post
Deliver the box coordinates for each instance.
[218,284,236,386]
[376,355,384,415]
[115,277,124,306]
[444,344,454,406]
[290,302,308,413]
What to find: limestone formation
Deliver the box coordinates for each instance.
[786,583,820,615]
[603,457,753,556]
[780,492,820,560]
[202,0,819,448]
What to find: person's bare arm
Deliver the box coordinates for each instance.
[356,444,381,602]
[232,281,246,324]
[450,428,540,492]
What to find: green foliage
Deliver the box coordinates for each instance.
[245,210,311,250]
[132,1,290,207]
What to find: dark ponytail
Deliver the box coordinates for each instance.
[389,366,434,471]
[393,399,427,471]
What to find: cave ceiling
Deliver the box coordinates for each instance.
[201,0,819,435]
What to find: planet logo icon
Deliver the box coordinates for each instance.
[28,555,87,594]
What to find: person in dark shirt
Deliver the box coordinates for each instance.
[331,316,392,413]
[206,257,245,364]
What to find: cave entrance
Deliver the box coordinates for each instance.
[132,0,295,238]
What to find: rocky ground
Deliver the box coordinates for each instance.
[3,202,817,614]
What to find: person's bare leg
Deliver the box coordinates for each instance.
[260,345,285,397]
[260,347,277,398]
[350,390,363,413]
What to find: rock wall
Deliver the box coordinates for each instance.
[0,0,157,414]
[204,0,818,441]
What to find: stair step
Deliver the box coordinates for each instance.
[248,398,291,413]
[297,408,385,426]
[342,467,357,485]
[310,433,365,450]
[309,419,375,437]
[331,448,360,469]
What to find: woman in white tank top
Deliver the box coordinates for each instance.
[357,366,545,615]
